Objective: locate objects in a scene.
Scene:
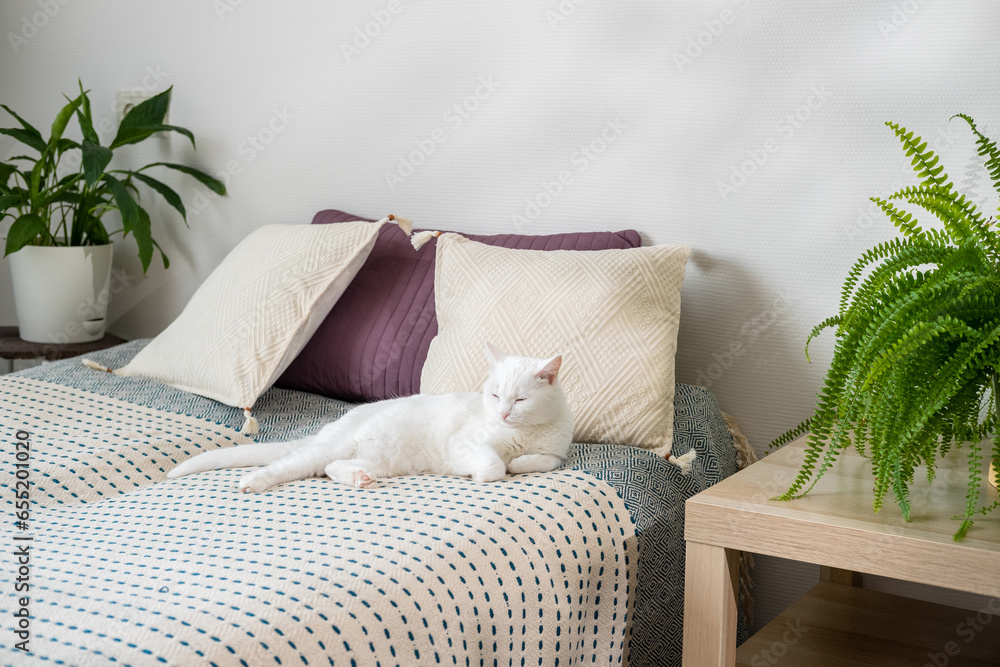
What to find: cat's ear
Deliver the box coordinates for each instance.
[485,341,507,366]
[535,355,562,385]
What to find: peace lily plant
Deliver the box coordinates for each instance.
[771,114,1000,541]
[1,81,225,269]
[0,82,225,342]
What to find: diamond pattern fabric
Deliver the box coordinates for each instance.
[422,233,690,456]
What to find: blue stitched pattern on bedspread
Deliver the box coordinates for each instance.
[4,341,745,666]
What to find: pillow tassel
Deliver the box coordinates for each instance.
[667,449,697,473]
[387,214,413,236]
[241,408,259,435]
[82,359,114,373]
[411,230,442,250]
[375,214,414,236]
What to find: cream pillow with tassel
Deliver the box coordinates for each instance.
[418,232,692,467]
[84,216,411,435]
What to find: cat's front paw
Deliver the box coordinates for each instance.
[471,460,506,483]
[325,461,377,489]
[507,453,562,475]
[353,470,376,489]
[238,471,272,493]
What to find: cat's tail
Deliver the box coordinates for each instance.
[167,438,312,479]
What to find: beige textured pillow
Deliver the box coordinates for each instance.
[107,221,387,432]
[421,233,690,457]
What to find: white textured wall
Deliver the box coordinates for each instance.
[2,0,997,634]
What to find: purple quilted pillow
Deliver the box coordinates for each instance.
[276,209,642,402]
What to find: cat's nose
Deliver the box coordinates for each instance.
[501,411,510,421]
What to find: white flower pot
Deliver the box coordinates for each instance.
[9,244,114,344]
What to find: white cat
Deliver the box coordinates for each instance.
[168,343,575,493]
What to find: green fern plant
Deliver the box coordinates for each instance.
[771,114,1000,541]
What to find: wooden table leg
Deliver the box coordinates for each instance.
[683,541,738,667]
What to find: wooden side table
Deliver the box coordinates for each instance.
[683,435,1000,666]
[0,326,126,372]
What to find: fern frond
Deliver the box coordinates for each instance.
[838,236,956,321]
[895,326,1000,448]
[870,196,924,240]
[891,184,996,252]
[956,439,984,540]
[767,418,812,452]
[886,121,950,189]
[861,315,977,390]
[953,113,1000,203]
[889,185,970,243]
[840,239,928,324]
[804,316,840,362]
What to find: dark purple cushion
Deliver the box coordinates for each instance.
[276,209,643,402]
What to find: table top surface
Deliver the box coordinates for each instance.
[686,435,1000,596]
[0,326,126,360]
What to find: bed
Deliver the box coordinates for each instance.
[1,340,749,666]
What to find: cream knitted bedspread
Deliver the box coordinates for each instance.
[1,376,634,665]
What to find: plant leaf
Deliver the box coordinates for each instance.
[151,124,195,148]
[130,172,186,222]
[886,121,950,188]
[81,214,110,246]
[82,140,113,187]
[870,197,924,240]
[28,158,45,206]
[110,87,174,149]
[141,162,226,195]
[0,128,47,153]
[152,237,170,269]
[115,124,195,149]
[102,173,139,234]
[70,192,89,246]
[75,80,98,144]
[50,94,83,147]
[0,162,18,186]
[4,213,46,256]
[0,104,43,141]
[132,207,154,273]
[0,103,47,155]
[953,113,1000,202]
[0,193,22,218]
[40,173,83,208]
[56,138,80,153]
